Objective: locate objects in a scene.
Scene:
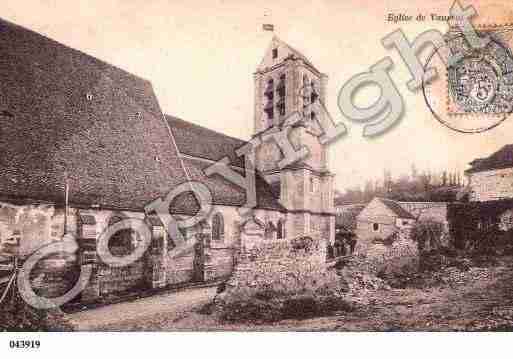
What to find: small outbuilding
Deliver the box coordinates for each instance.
[356,197,416,243]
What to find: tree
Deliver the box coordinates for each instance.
[411,163,418,181]
[383,169,392,194]
[411,219,445,252]
[418,171,432,192]
[442,171,447,186]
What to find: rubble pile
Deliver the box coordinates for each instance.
[340,268,391,292]
[331,258,392,303]
[435,266,493,288]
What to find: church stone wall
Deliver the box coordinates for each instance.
[1,200,287,303]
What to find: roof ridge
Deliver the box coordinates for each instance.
[0,16,151,85]
[165,115,246,144]
[377,197,415,219]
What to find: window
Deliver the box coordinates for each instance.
[302,75,310,106]
[402,221,408,225]
[212,213,224,241]
[272,48,278,59]
[278,103,286,116]
[265,79,274,97]
[179,227,187,241]
[265,221,276,240]
[373,223,379,231]
[310,80,319,104]
[275,74,286,117]
[310,177,315,193]
[108,215,140,256]
[277,219,285,239]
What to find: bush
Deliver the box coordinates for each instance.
[411,219,445,252]
[215,267,353,324]
[0,286,73,331]
[218,293,354,324]
[281,296,318,319]
[220,298,282,324]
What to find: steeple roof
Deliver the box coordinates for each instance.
[256,36,322,74]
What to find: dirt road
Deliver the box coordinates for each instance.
[67,286,218,331]
[67,259,513,331]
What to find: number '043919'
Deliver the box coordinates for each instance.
[9,340,40,349]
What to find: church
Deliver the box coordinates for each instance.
[0,18,335,303]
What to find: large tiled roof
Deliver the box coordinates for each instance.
[166,115,246,168]
[177,157,285,212]
[0,18,189,210]
[166,116,285,212]
[466,145,513,174]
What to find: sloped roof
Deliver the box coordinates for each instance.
[171,157,285,213]
[166,115,246,168]
[334,197,367,207]
[466,145,513,174]
[0,18,189,211]
[257,36,322,74]
[379,198,416,219]
[166,116,285,212]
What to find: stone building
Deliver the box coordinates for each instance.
[252,36,335,244]
[355,197,451,257]
[0,19,334,302]
[356,198,416,244]
[461,145,513,232]
[466,145,513,202]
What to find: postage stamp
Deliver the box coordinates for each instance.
[447,29,513,115]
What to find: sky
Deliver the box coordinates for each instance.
[3,0,513,192]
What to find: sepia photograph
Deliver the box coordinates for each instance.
[1,0,513,355]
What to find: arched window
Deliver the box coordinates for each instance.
[264,78,274,125]
[277,73,286,116]
[108,214,138,256]
[265,221,275,240]
[212,213,224,241]
[277,219,285,239]
[310,80,319,103]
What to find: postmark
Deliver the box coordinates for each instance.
[447,33,513,114]
[422,27,513,133]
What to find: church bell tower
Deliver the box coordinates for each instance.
[252,36,335,243]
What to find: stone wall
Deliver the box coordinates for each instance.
[399,202,448,225]
[205,248,235,282]
[0,200,263,303]
[0,202,70,257]
[468,167,513,202]
[227,233,327,295]
[357,229,419,274]
[0,201,80,298]
[0,197,334,302]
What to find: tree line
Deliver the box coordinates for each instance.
[337,165,466,204]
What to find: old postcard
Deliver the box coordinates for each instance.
[2,0,513,353]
